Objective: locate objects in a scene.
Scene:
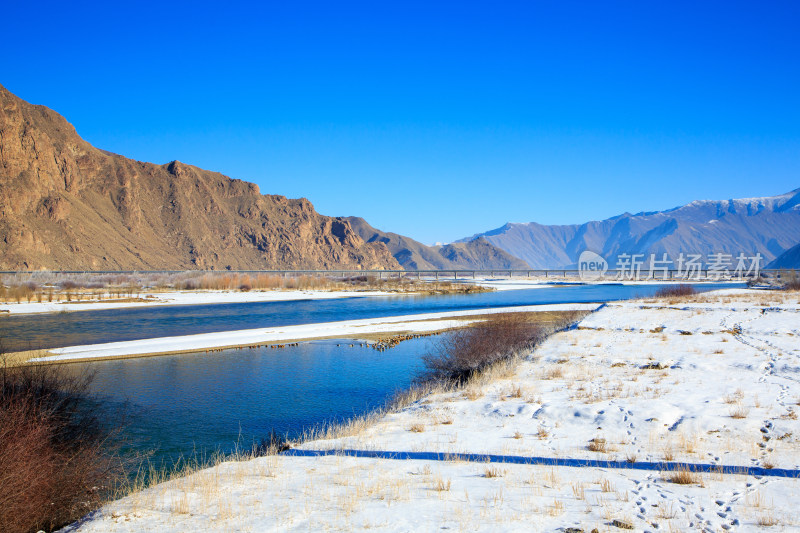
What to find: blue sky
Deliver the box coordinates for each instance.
[4,1,799,244]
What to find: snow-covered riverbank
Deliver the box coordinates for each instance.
[0,289,396,315]
[65,289,800,531]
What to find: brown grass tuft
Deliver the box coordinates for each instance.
[664,465,701,485]
[587,437,607,453]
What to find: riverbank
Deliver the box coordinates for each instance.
[0,289,396,315]
[0,278,491,316]
[15,303,600,364]
[64,288,800,531]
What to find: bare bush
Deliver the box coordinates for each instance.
[0,358,124,533]
[781,270,800,291]
[420,312,581,384]
[654,284,697,298]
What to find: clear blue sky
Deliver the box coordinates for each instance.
[4,1,799,244]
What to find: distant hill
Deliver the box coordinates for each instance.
[460,190,800,269]
[0,84,399,270]
[767,242,800,269]
[346,217,529,270]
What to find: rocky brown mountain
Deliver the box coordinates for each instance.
[0,84,400,271]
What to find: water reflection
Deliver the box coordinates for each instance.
[68,338,431,465]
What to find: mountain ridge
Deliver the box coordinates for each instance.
[460,189,800,269]
[346,217,529,270]
[0,84,400,270]
[767,242,800,269]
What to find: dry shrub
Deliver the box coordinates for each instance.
[654,284,697,298]
[0,361,124,533]
[781,270,800,291]
[420,313,579,383]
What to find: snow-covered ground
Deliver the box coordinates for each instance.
[0,289,394,315]
[65,289,800,532]
[28,303,600,363]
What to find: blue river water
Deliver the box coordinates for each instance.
[1,282,742,466]
[0,283,735,351]
[79,338,432,466]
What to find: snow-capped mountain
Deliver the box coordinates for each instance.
[460,189,800,269]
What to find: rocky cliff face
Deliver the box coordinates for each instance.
[0,85,400,270]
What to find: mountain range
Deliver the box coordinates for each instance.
[346,217,528,270]
[2,83,798,272]
[460,190,800,270]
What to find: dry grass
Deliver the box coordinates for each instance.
[655,501,677,520]
[463,386,483,401]
[599,478,615,492]
[432,477,451,492]
[483,466,504,478]
[723,389,745,404]
[587,437,607,453]
[663,465,701,485]
[505,384,523,398]
[729,404,750,419]
[757,512,780,527]
[408,423,425,433]
[542,366,564,380]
